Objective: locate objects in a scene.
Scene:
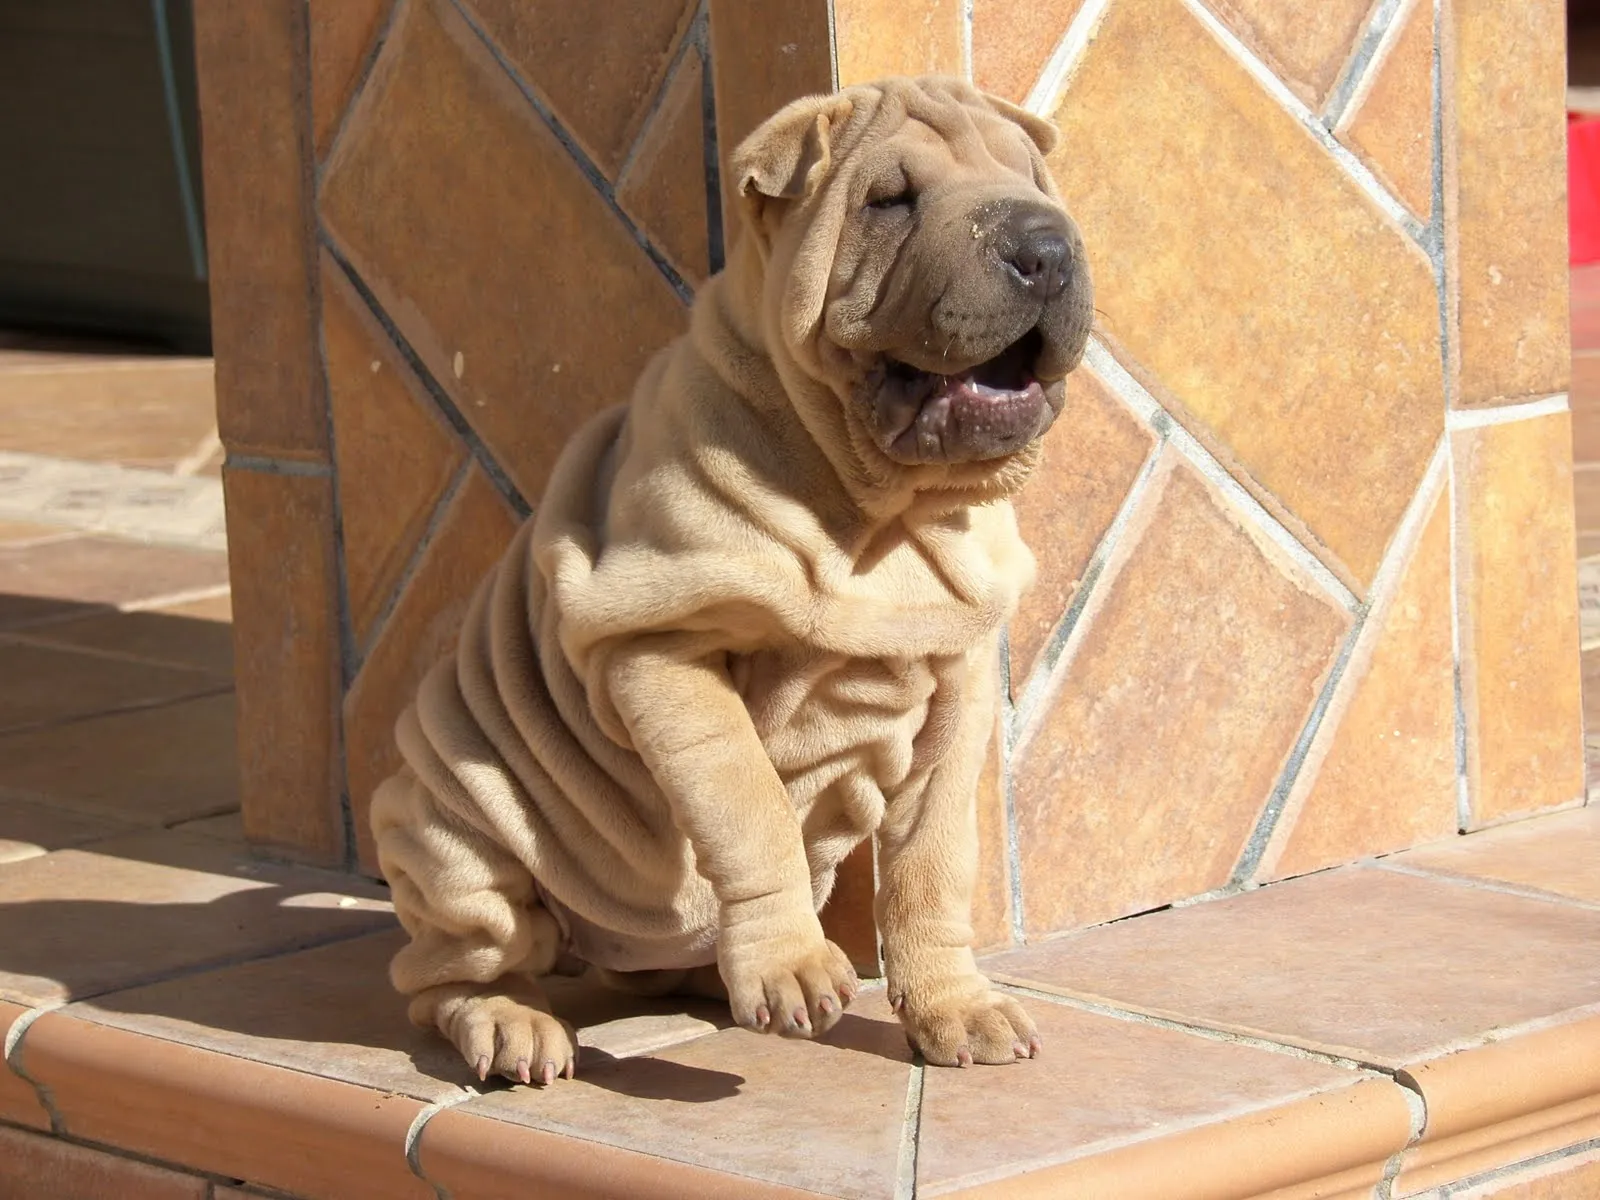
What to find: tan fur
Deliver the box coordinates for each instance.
[371,75,1093,1082]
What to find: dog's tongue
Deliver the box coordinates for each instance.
[921,376,1048,450]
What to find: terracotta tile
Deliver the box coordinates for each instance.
[0,794,141,865]
[1571,356,1600,463]
[1454,416,1585,825]
[1446,0,1569,406]
[462,0,695,177]
[223,468,344,865]
[14,604,235,678]
[971,702,1013,952]
[0,359,218,471]
[1395,1015,1600,1194]
[1337,0,1434,221]
[1049,0,1443,586]
[0,640,223,734]
[193,1,326,459]
[616,46,712,285]
[985,866,1600,1066]
[1208,0,1372,107]
[434,989,911,1197]
[972,0,1088,104]
[0,1000,50,1129]
[1574,465,1600,539]
[1009,366,1153,694]
[309,0,391,157]
[1260,475,1457,879]
[0,694,238,826]
[160,590,232,622]
[1573,265,1600,311]
[1385,807,1600,906]
[0,1125,208,1200]
[71,926,728,1106]
[0,536,230,631]
[345,466,519,873]
[706,0,833,242]
[320,0,688,502]
[1011,451,1349,935]
[419,1103,822,1200]
[320,252,466,647]
[1447,1145,1600,1198]
[917,996,1404,1198]
[834,0,964,87]
[820,838,880,975]
[18,1013,433,1200]
[1572,306,1600,355]
[0,520,72,547]
[0,829,390,1006]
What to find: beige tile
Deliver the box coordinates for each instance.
[0,520,73,547]
[344,466,520,873]
[985,866,1600,1066]
[15,605,235,678]
[1009,366,1154,694]
[18,1013,433,1200]
[1011,451,1349,935]
[309,0,391,157]
[1208,0,1373,107]
[0,1125,207,1200]
[71,927,729,1106]
[443,989,911,1197]
[1386,807,1600,906]
[972,0,1088,104]
[0,693,238,827]
[916,996,1402,1198]
[819,838,880,975]
[1447,1145,1600,1198]
[616,46,712,285]
[1446,0,1569,406]
[0,359,216,471]
[321,0,688,502]
[1262,475,1457,879]
[464,0,695,177]
[1049,0,1443,586]
[0,640,223,735]
[0,536,230,631]
[194,1,327,460]
[971,702,1013,952]
[0,829,391,1006]
[223,468,344,865]
[321,252,466,647]
[0,1000,50,1129]
[1337,0,1434,221]
[0,794,141,865]
[1454,416,1585,825]
[834,0,964,87]
[170,811,244,843]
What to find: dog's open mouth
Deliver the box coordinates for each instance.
[875,329,1050,463]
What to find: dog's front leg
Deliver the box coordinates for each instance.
[876,645,1040,1067]
[607,638,859,1038]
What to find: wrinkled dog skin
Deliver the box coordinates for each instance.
[370,76,1094,1087]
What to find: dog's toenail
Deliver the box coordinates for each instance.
[516,1058,531,1084]
[541,1060,556,1085]
[476,1055,490,1081]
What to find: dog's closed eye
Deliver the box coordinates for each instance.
[865,178,916,212]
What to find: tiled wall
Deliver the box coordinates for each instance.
[196,0,1581,963]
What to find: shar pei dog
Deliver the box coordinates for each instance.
[371,74,1094,1086]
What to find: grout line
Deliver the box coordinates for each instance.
[612,6,705,191]
[697,3,725,276]
[4,1002,67,1133]
[995,630,1029,944]
[1444,393,1569,429]
[1430,0,1450,386]
[1432,1136,1600,1197]
[1447,432,1471,830]
[0,682,235,740]
[151,0,208,280]
[1022,0,1111,116]
[992,980,1381,1072]
[1368,859,1600,912]
[893,1058,926,1200]
[172,428,222,478]
[119,581,232,613]
[825,0,839,92]
[444,0,693,305]
[1373,1072,1430,1199]
[322,244,531,520]
[1177,0,1423,244]
[224,454,331,478]
[960,0,974,83]
[405,1095,475,1197]
[317,0,405,181]
[1083,339,1360,612]
[1322,0,1410,131]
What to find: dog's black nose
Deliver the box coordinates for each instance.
[1005,229,1071,300]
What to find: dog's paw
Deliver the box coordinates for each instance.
[442,993,578,1086]
[722,936,859,1039]
[894,984,1040,1067]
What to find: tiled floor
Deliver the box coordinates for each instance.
[0,338,1597,1198]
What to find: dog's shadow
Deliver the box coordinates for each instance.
[0,881,908,1110]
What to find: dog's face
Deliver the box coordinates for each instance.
[732,76,1094,477]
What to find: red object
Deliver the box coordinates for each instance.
[1569,113,1600,264]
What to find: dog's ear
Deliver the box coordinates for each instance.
[731,93,854,225]
[984,93,1060,157]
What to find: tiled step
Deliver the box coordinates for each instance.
[1,807,1597,1199]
